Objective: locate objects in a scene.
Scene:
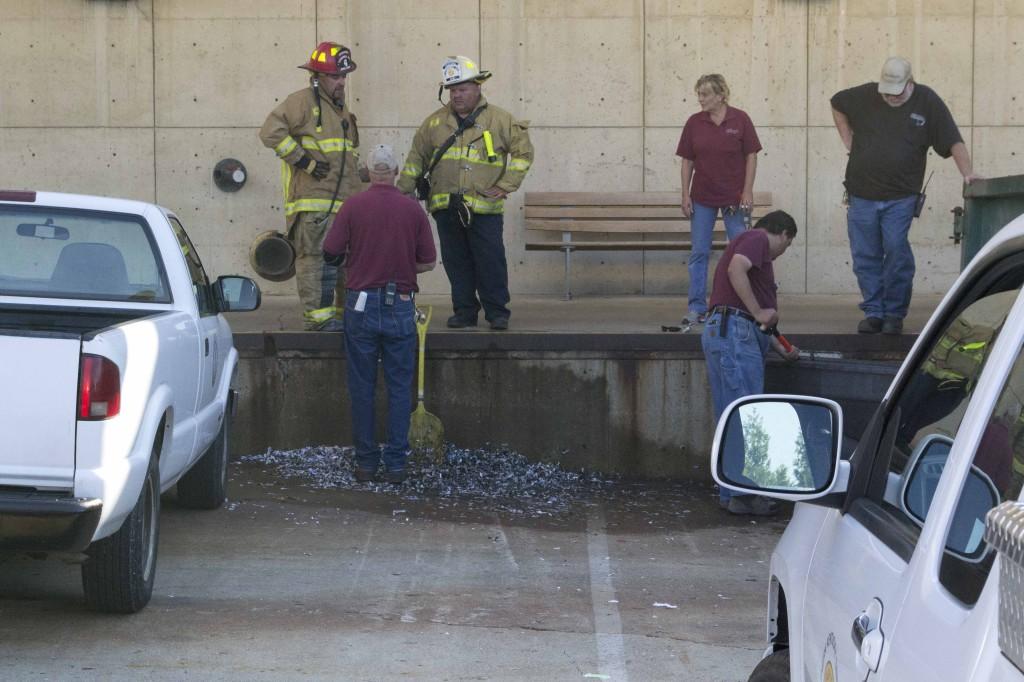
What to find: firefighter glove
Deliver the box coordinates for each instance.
[296,154,330,180]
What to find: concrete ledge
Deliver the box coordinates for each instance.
[233,329,915,357]
[233,329,905,480]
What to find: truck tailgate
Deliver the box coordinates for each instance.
[0,331,80,489]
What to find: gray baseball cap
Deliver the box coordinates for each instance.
[878,57,912,95]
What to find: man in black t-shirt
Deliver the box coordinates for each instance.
[831,57,980,335]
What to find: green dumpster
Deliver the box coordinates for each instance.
[954,173,1024,269]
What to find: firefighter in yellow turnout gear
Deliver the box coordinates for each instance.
[259,42,362,330]
[398,56,533,330]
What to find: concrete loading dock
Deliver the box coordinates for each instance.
[226,293,933,479]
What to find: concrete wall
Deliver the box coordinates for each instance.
[2,1,1022,298]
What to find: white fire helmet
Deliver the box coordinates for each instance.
[440,56,492,88]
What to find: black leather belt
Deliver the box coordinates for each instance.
[710,305,756,324]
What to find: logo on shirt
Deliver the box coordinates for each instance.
[725,127,740,135]
[910,113,926,127]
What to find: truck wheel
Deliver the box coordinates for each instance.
[176,410,230,510]
[81,453,160,613]
[748,650,790,682]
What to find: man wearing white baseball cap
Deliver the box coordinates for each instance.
[323,144,437,484]
[831,56,981,336]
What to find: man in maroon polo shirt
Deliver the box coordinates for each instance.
[323,144,437,484]
[701,210,799,515]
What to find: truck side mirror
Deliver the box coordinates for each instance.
[712,396,845,501]
[902,434,1000,561]
[214,275,261,312]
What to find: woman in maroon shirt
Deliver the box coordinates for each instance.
[676,74,762,325]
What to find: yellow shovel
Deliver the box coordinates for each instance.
[409,306,445,460]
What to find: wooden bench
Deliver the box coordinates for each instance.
[524,191,774,299]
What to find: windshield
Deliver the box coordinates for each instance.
[0,205,170,303]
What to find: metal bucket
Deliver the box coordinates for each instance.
[249,231,295,282]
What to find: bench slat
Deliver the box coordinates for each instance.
[525,191,773,207]
[525,240,730,251]
[526,206,772,220]
[527,219,747,233]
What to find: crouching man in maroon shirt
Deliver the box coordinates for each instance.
[701,210,799,515]
[323,144,437,484]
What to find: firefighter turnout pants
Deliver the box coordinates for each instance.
[289,211,345,330]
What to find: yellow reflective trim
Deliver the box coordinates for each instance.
[960,342,986,351]
[284,197,344,217]
[305,306,339,322]
[274,136,299,158]
[300,136,354,153]
[439,146,504,168]
[400,163,421,178]
[465,194,503,213]
[280,161,293,206]
[427,193,503,215]
[508,157,532,172]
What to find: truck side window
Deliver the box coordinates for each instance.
[939,348,1024,605]
[168,217,215,316]
[865,258,1023,558]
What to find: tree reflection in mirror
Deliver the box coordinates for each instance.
[216,275,261,312]
[720,400,835,494]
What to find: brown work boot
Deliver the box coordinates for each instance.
[882,317,903,335]
[858,317,883,334]
[354,468,376,483]
[447,314,477,328]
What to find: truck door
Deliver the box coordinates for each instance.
[800,254,1024,681]
[167,218,220,445]
[878,285,1024,681]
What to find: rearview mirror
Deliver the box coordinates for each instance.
[214,275,261,312]
[713,396,843,500]
[17,218,69,240]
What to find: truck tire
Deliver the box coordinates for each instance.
[81,453,160,613]
[176,411,230,510]
[748,650,790,682]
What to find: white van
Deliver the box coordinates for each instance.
[713,215,1024,681]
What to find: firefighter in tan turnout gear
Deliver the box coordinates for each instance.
[259,42,361,330]
[398,56,533,330]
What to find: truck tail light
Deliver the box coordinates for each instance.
[79,354,121,420]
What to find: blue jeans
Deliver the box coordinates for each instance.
[687,201,747,315]
[434,211,511,322]
[343,290,417,473]
[701,309,770,502]
[847,194,917,320]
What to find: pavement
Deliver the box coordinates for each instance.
[227,292,945,336]
[0,463,786,681]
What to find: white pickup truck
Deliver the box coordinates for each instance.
[0,190,259,613]
[713,213,1024,680]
